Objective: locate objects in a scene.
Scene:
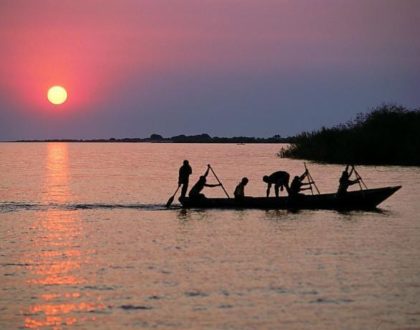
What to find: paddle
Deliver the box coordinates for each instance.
[166,185,181,208]
[208,165,230,198]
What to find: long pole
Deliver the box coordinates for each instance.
[304,163,313,195]
[309,172,320,194]
[209,165,230,198]
[304,163,320,194]
[352,166,368,189]
[307,173,314,195]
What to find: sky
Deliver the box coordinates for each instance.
[0,0,419,140]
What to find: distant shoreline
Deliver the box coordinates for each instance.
[7,134,294,144]
[6,104,419,166]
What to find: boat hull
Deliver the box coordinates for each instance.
[179,186,401,210]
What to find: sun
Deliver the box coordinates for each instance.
[47,86,68,105]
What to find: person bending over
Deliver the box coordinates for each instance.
[263,171,290,197]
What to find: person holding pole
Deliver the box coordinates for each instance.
[337,165,360,196]
[289,170,312,197]
[189,165,221,199]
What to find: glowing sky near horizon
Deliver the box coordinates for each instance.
[0,0,419,139]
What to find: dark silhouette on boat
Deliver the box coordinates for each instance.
[175,163,401,211]
[179,186,401,210]
[188,165,222,199]
[262,171,290,197]
[178,160,192,199]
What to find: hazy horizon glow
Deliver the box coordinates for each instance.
[1,0,419,140]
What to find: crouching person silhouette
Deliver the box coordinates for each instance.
[189,165,221,199]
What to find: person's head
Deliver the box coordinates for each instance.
[199,175,206,182]
[183,160,189,166]
[263,175,269,183]
[341,171,348,178]
[241,177,249,185]
[294,175,299,181]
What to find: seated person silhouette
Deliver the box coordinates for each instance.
[337,165,359,196]
[189,165,221,199]
[289,170,312,197]
[234,177,249,201]
[263,171,290,197]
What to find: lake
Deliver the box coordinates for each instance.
[1,143,419,330]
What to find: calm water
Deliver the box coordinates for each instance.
[1,143,419,330]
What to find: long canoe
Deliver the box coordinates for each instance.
[179,186,401,210]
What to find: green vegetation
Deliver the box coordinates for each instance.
[281,105,420,166]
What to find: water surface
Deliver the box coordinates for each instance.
[1,143,419,329]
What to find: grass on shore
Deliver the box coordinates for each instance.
[281,104,420,166]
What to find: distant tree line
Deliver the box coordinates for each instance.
[281,104,420,166]
[16,134,291,144]
[164,134,289,143]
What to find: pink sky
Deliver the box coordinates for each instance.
[0,0,419,139]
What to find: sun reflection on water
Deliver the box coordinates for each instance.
[22,143,103,329]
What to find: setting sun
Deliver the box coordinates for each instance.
[47,86,68,105]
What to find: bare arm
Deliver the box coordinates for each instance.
[204,183,221,188]
[348,165,355,177]
[203,166,210,178]
[349,178,359,185]
[300,186,312,191]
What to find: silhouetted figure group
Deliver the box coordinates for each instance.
[178,161,361,201]
[261,169,313,198]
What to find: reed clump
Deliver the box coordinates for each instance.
[282,104,420,166]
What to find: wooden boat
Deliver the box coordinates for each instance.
[179,186,401,210]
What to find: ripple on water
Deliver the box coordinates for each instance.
[184,290,209,297]
[82,285,117,291]
[120,304,153,310]
[309,297,354,304]
[1,143,418,330]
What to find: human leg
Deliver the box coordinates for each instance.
[180,182,188,199]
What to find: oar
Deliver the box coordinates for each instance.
[166,185,181,208]
[208,165,230,198]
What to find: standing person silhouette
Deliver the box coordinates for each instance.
[263,171,290,197]
[178,160,192,199]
